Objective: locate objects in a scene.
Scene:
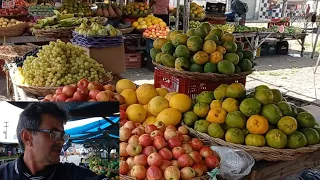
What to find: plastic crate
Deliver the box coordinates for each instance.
[276,41,289,55]
[125,49,142,69]
[154,67,246,99]
[205,3,226,14]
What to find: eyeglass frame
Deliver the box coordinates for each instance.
[25,128,70,142]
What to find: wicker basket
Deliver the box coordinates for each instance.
[185,125,320,161]
[120,174,210,180]
[153,62,253,81]
[118,27,135,34]
[32,26,76,39]
[0,22,27,37]
[15,84,61,97]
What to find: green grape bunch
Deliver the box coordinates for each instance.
[21,40,111,87]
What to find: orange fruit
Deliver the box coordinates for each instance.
[246,115,269,135]
[216,46,226,54]
[209,51,223,64]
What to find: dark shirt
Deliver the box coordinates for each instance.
[0,154,108,180]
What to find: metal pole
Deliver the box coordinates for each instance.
[176,0,180,30]
[282,0,288,17]
[315,0,319,14]
[311,25,320,59]
[183,0,190,33]
[4,122,8,139]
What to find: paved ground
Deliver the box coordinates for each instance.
[60,155,82,165]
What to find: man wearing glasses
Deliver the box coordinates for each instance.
[0,103,108,180]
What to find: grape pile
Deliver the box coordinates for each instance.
[18,40,111,87]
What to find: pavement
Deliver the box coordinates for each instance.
[60,155,82,166]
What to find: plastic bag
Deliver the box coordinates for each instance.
[211,146,255,180]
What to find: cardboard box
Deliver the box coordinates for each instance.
[82,45,126,75]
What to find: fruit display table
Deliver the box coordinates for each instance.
[0,36,54,45]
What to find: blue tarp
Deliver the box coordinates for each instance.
[65,116,119,144]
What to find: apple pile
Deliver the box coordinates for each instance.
[143,24,170,39]
[41,78,126,102]
[119,121,220,180]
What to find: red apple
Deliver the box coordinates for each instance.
[200,147,214,158]
[159,148,172,161]
[135,123,142,128]
[96,91,110,102]
[77,86,89,95]
[62,85,77,97]
[128,135,139,144]
[44,94,53,100]
[126,157,135,169]
[183,135,191,142]
[42,99,50,102]
[88,99,96,102]
[77,78,89,89]
[178,154,193,168]
[139,134,153,147]
[182,143,193,154]
[134,154,148,166]
[202,162,208,173]
[120,160,129,175]
[145,125,158,134]
[103,84,115,92]
[126,143,142,156]
[153,136,166,150]
[89,89,100,100]
[87,82,102,91]
[147,166,163,180]
[177,132,184,142]
[120,104,128,111]
[180,167,196,180]
[172,147,185,159]
[178,126,189,135]
[56,93,68,102]
[164,129,178,141]
[142,146,157,156]
[150,130,163,139]
[132,127,144,136]
[120,119,128,127]
[192,164,204,177]
[131,165,147,180]
[171,160,179,168]
[189,151,202,164]
[147,152,163,167]
[190,138,204,151]
[55,87,63,94]
[114,93,125,104]
[104,90,114,99]
[123,121,136,131]
[66,98,74,102]
[168,137,182,149]
[120,127,131,142]
[120,110,127,120]
[166,125,177,131]
[205,155,220,170]
[73,91,87,101]
[164,166,180,180]
[160,160,172,172]
[120,142,129,157]
[154,121,166,132]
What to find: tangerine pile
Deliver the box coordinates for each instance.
[183,84,320,149]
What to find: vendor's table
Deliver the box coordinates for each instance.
[246,150,320,180]
[122,34,145,51]
[243,32,307,58]
[0,36,54,44]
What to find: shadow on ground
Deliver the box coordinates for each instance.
[254,50,319,71]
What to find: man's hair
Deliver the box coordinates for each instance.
[16,103,68,152]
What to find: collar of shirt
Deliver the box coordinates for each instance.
[15,154,57,180]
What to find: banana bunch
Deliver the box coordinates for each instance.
[212,24,235,33]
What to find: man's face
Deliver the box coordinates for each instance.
[30,114,65,164]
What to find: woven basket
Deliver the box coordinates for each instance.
[185,125,320,161]
[190,17,206,21]
[0,23,27,37]
[32,26,76,39]
[118,27,135,34]
[153,62,253,81]
[120,174,210,180]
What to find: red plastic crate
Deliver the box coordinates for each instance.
[154,67,246,99]
[125,48,142,69]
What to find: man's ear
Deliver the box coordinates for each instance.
[21,129,33,148]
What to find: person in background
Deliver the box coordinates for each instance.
[150,0,170,25]
[61,148,68,161]
[0,103,107,180]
